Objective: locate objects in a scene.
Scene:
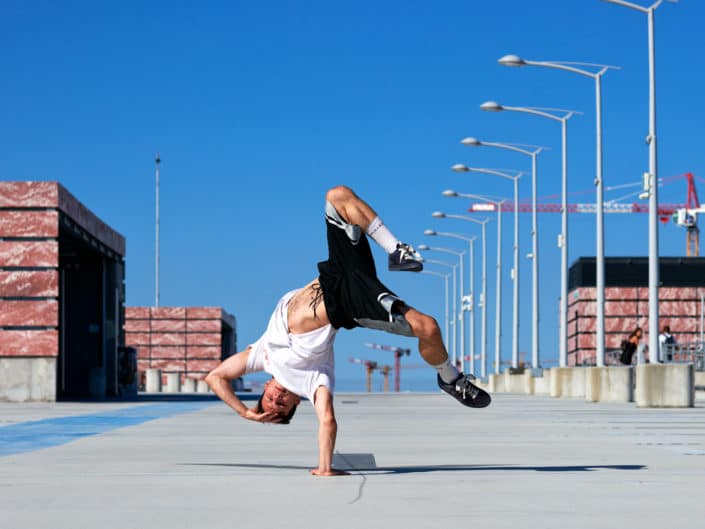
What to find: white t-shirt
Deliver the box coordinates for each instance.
[246,290,337,403]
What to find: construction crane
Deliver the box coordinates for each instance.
[672,173,703,256]
[467,172,703,255]
[348,358,393,392]
[364,343,410,392]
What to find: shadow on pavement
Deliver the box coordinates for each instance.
[184,462,646,474]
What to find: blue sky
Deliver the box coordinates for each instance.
[2,0,704,392]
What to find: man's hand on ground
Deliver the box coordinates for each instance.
[310,468,350,477]
[241,408,282,423]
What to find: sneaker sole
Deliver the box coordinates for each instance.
[389,262,423,272]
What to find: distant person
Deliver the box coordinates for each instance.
[658,325,676,363]
[206,185,490,477]
[620,326,643,365]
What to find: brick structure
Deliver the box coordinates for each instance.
[0,182,125,401]
[124,307,236,386]
[568,257,705,365]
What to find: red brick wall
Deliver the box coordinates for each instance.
[125,307,234,384]
[567,286,705,365]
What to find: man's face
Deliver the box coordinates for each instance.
[261,379,300,417]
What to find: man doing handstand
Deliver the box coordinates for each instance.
[206,185,490,476]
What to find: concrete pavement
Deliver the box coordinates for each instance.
[1,392,705,529]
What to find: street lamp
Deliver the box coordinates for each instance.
[600,0,674,366]
[452,164,523,369]
[418,243,466,371]
[442,192,505,375]
[422,231,471,373]
[480,103,580,368]
[432,212,489,378]
[420,269,451,357]
[425,229,477,376]
[460,138,545,371]
[498,55,619,367]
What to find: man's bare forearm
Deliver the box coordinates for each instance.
[317,417,337,472]
[205,373,248,417]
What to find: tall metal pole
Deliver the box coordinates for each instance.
[451,264,457,367]
[155,153,161,308]
[468,238,476,376]
[458,255,465,372]
[494,204,503,374]
[595,75,606,367]
[560,118,569,367]
[531,152,539,369]
[647,5,660,362]
[481,222,488,378]
[512,177,520,368]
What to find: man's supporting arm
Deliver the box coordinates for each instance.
[205,348,278,422]
[310,385,349,477]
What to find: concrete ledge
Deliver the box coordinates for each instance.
[181,378,197,393]
[635,363,695,408]
[145,368,162,393]
[488,373,504,393]
[502,370,534,394]
[549,367,587,398]
[0,357,56,402]
[165,372,181,393]
[585,366,633,403]
[695,371,705,389]
[533,370,550,395]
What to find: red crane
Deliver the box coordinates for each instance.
[363,343,410,392]
[467,172,703,254]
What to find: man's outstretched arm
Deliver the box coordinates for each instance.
[311,386,348,477]
[205,348,279,423]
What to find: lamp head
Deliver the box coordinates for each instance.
[480,101,503,112]
[460,137,481,147]
[418,244,430,251]
[451,163,469,172]
[442,190,458,197]
[498,54,526,67]
[432,211,446,218]
[423,229,437,236]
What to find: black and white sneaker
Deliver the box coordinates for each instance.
[438,373,491,408]
[389,243,423,272]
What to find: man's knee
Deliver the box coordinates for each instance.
[408,312,441,341]
[325,185,356,207]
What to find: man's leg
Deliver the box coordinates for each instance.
[325,185,422,272]
[402,306,491,408]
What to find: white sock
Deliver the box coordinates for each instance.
[433,358,460,384]
[366,216,399,254]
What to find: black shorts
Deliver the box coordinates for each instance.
[317,213,413,337]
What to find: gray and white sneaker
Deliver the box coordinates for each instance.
[389,242,423,272]
[438,373,491,408]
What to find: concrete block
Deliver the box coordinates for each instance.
[0,357,56,401]
[488,374,503,393]
[145,368,162,392]
[502,370,534,394]
[635,363,694,408]
[585,367,633,403]
[549,367,587,398]
[533,370,550,395]
[694,371,705,389]
[165,372,181,393]
[196,380,210,393]
[181,377,196,393]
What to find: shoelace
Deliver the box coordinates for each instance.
[456,375,480,400]
[398,243,419,261]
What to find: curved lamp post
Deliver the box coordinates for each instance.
[420,269,451,354]
[418,244,465,371]
[423,231,473,374]
[460,138,545,370]
[498,55,619,367]
[600,0,674,367]
[432,212,489,378]
[452,165,523,369]
[442,192,505,375]
[480,102,580,368]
